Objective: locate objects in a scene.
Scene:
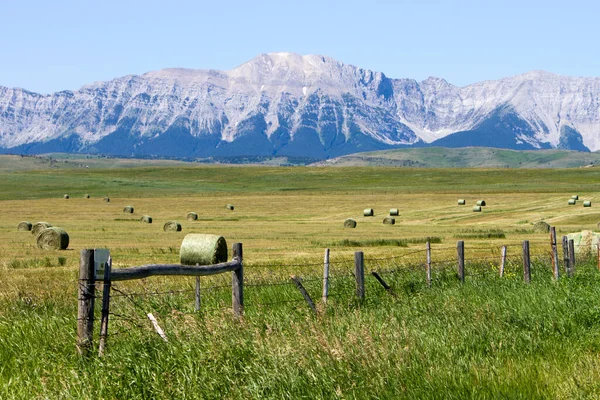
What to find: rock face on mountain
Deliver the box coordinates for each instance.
[1,53,599,158]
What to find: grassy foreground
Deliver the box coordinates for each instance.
[2,164,600,398]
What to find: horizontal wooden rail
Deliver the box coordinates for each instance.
[109,260,241,282]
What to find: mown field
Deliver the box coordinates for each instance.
[2,161,600,398]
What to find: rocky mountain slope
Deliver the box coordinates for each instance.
[1,53,599,158]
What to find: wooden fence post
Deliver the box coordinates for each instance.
[195,275,201,312]
[523,240,531,283]
[597,238,600,272]
[77,249,95,356]
[322,248,330,304]
[232,243,243,317]
[562,236,570,277]
[499,246,507,277]
[457,241,465,283]
[426,241,432,288]
[354,251,365,300]
[568,239,576,277]
[291,276,317,313]
[98,256,112,357]
[550,227,559,280]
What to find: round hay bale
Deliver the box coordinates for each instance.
[84,194,90,198]
[344,218,357,228]
[187,212,198,221]
[458,199,466,205]
[568,199,576,205]
[140,215,153,224]
[226,204,235,211]
[572,195,579,200]
[180,234,228,266]
[163,221,182,232]
[17,221,32,231]
[31,222,52,236]
[566,230,600,257]
[473,206,482,212]
[389,208,399,216]
[63,194,69,199]
[104,197,110,203]
[123,206,134,213]
[36,227,69,250]
[476,200,486,206]
[584,200,592,207]
[363,208,374,217]
[533,221,550,233]
[383,217,395,225]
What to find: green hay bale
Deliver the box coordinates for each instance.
[389,208,399,216]
[476,200,486,206]
[363,208,374,217]
[568,199,576,205]
[104,197,110,202]
[31,222,52,236]
[84,194,90,198]
[533,221,550,233]
[123,206,134,213]
[36,227,69,250]
[584,200,592,207]
[63,194,69,199]
[458,199,466,205]
[180,234,228,266]
[17,221,32,231]
[187,212,198,221]
[226,204,235,211]
[383,217,395,225]
[572,195,579,200]
[163,221,182,232]
[140,215,153,224]
[473,206,482,212]
[344,218,357,228]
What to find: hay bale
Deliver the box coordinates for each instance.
[572,195,579,200]
[180,234,228,266]
[344,218,357,228]
[84,194,90,198]
[226,204,235,211]
[187,212,198,221]
[140,215,153,224]
[383,217,395,225]
[63,194,69,199]
[473,206,482,212]
[568,199,576,205]
[533,221,550,233]
[566,230,600,257]
[476,200,486,206]
[458,199,466,205]
[597,221,600,230]
[163,221,182,232]
[31,222,52,236]
[104,197,110,203]
[389,208,399,216]
[584,201,592,207]
[17,221,32,231]
[123,206,134,213]
[36,227,69,250]
[363,208,374,217]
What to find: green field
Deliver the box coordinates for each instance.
[2,158,600,398]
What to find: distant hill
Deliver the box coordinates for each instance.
[315,147,600,168]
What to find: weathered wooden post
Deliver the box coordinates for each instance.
[98,256,112,357]
[77,249,95,356]
[523,240,531,283]
[597,238,600,272]
[232,243,243,317]
[568,239,576,277]
[562,236,570,276]
[499,246,507,277]
[426,241,432,288]
[550,227,559,280]
[291,276,317,313]
[195,275,201,312]
[354,251,365,300]
[322,248,330,304]
[457,241,465,283]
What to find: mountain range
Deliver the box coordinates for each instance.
[1,52,600,158]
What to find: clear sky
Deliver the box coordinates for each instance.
[1,0,598,94]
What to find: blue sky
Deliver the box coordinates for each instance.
[1,0,598,94]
